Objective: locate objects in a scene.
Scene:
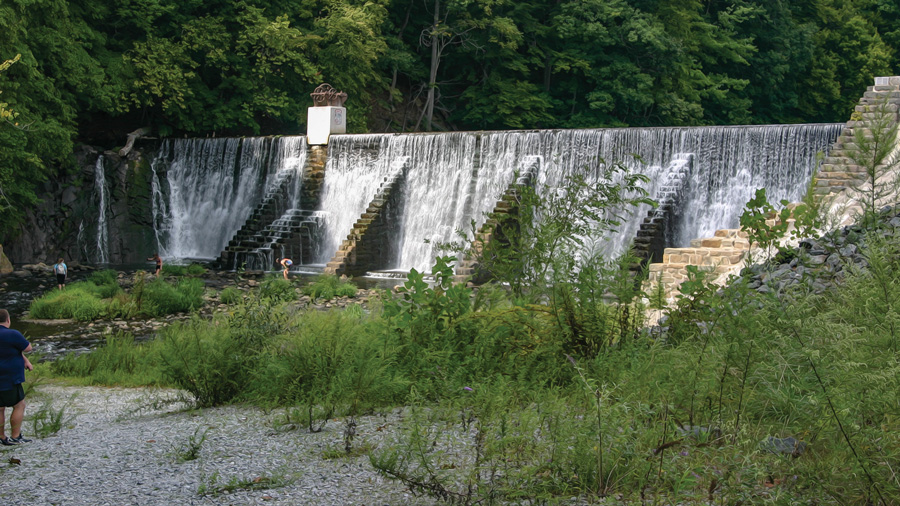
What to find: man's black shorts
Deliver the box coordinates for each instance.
[57,273,66,285]
[0,384,25,407]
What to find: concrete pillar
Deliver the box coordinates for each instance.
[307,106,346,145]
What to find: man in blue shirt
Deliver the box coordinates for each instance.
[0,309,33,445]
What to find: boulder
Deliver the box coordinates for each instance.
[761,436,807,457]
[23,263,52,273]
[0,245,12,275]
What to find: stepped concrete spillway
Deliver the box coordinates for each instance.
[146,122,842,277]
[645,76,900,302]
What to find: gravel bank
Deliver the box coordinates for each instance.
[0,385,439,506]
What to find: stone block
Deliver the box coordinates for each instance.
[700,238,722,248]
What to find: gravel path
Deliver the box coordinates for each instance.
[0,385,440,506]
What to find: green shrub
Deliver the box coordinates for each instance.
[88,269,117,285]
[161,264,186,276]
[51,332,166,386]
[250,309,407,411]
[301,274,357,301]
[29,284,107,321]
[219,286,242,304]
[83,269,122,298]
[157,319,252,407]
[187,263,207,276]
[162,263,207,276]
[259,275,296,302]
[143,277,204,316]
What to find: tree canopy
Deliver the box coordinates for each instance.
[0,0,897,238]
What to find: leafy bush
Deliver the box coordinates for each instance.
[29,284,107,321]
[250,309,408,412]
[84,269,122,298]
[51,332,166,386]
[219,286,242,304]
[157,318,253,407]
[142,277,205,316]
[162,263,207,276]
[301,274,358,301]
[187,263,207,276]
[161,264,187,276]
[259,275,296,302]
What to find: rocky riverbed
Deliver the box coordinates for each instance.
[0,384,442,506]
[0,267,397,360]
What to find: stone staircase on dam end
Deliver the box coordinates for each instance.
[645,76,900,302]
[216,146,327,271]
[323,157,411,277]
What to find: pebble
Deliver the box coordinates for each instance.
[1,385,440,506]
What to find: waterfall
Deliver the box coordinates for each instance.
[150,136,307,260]
[153,124,840,272]
[93,155,110,263]
[319,124,842,272]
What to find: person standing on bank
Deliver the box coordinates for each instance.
[148,253,162,277]
[0,309,33,446]
[277,257,292,280]
[52,257,67,290]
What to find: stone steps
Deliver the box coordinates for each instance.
[814,76,900,197]
[324,157,411,276]
[452,156,541,285]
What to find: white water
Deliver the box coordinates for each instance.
[153,124,841,271]
[319,124,842,271]
[150,137,307,260]
[93,155,110,263]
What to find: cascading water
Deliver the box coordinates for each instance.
[318,133,509,272]
[150,136,307,260]
[319,124,842,272]
[93,155,110,263]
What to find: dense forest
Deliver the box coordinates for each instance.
[0,0,898,238]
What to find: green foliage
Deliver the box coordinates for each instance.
[258,275,296,302]
[0,54,19,123]
[301,274,357,301]
[29,272,201,321]
[161,263,207,276]
[172,427,209,463]
[251,309,408,413]
[197,469,294,497]
[29,402,71,438]
[156,318,249,407]
[51,332,166,386]
[142,277,204,316]
[739,188,791,261]
[42,215,900,503]
[28,284,107,321]
[842,96,900,230]
[473,164,653,299]
[219,286,242,305]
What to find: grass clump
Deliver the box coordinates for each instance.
[219,286,242,304]
[29,271,203,321]
[161,263,207,277]
[142,277,204,316]
[29,402,72,438]
[50,332,166,386]
[258,275,296,302]
[29,284,108,321]
[301,274,357,301]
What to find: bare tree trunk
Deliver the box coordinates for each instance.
[389,1,414,131]
[424,0,440,131]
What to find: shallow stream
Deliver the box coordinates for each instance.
[0,264,404,360]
